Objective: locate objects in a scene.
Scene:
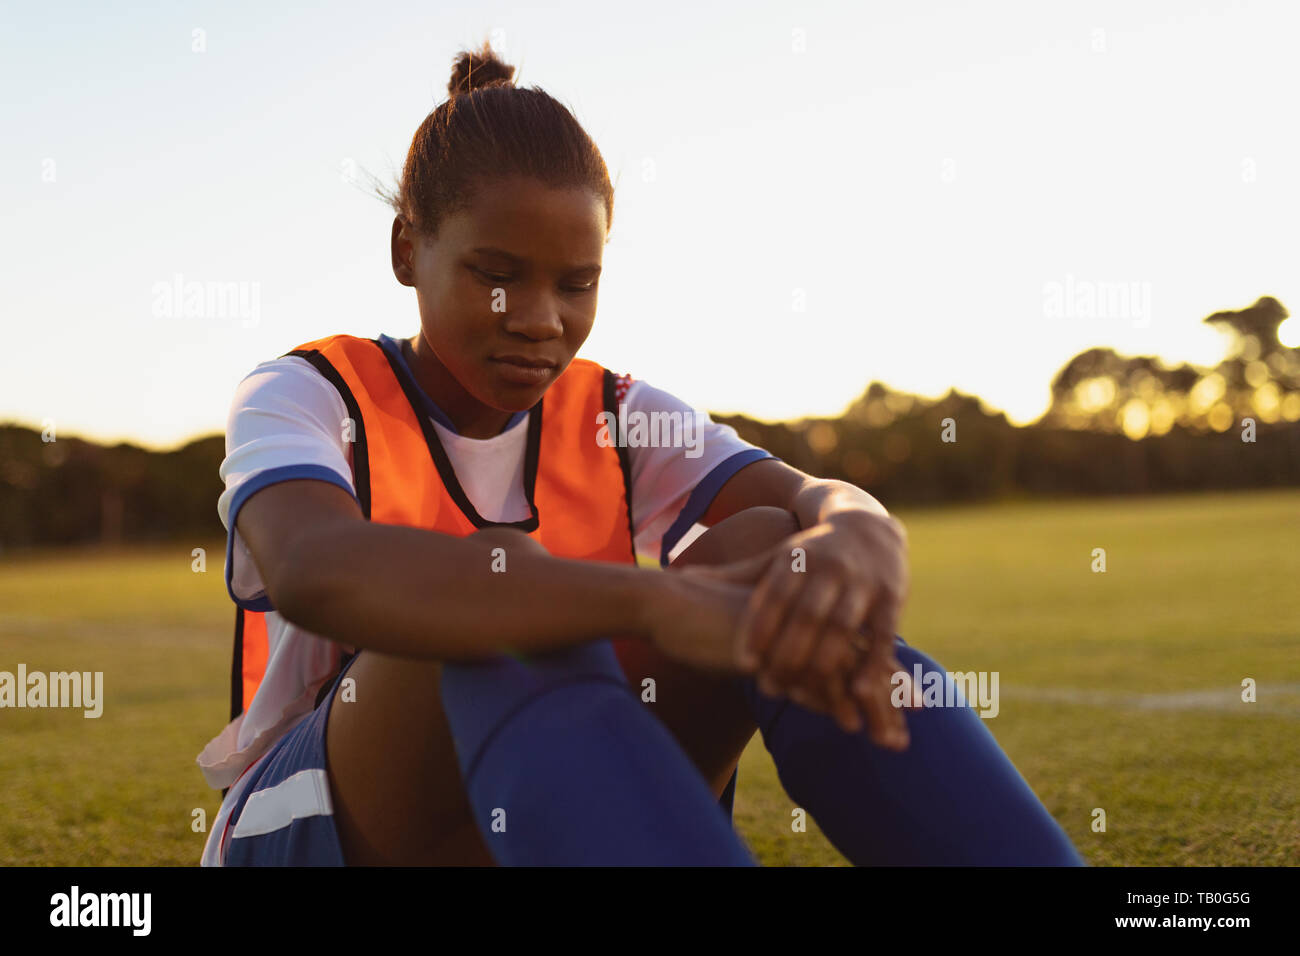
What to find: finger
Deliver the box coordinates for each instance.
[850,588,905,705]
[759,575,841,692]
[848,638,899,694]
[857,605,909,750]
[725,552,785,670]
[864,590,904,668]
[799,628,863,734]
[822,574,879,730]
[742,555,808,670]
[828,582,872,647]
[857,654,917,736]
[831,672,865,734]
[786,685,827,713]
[855,653,908,751]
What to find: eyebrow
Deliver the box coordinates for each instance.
[470,246,601,272]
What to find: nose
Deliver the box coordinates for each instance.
[501,291,565,340]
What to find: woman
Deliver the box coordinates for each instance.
[196,42,1084,866]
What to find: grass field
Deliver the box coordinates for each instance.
[1,489,1297,866]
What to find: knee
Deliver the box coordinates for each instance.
[670,506,799,569]
[438,639,633,774]
[441,638,628,706]
[894,641,942,676]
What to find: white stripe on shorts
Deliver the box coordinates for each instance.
[230,768,334,839]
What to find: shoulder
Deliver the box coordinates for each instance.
[285,332,374,355]
[223,355,355,469]
[219,355,357,523]
[619,374,769,471]
[228,355,347,424]
[621,376,686,413]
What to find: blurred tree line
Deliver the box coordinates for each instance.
[0,427,226,550]
[1,297,1297,550]
[719,296,1299,506]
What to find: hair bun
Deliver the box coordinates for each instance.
[448,41,516,97]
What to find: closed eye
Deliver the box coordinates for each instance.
[473,267,513,284]
[473,266,596,294]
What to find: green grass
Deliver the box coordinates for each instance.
[2,488,1297,865]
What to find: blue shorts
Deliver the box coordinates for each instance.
[220,654,360,866]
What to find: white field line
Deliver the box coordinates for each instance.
[1001,683,1300,714]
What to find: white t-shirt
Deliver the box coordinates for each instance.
[197,333,776,864]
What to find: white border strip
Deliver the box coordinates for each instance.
[230,768,334,839]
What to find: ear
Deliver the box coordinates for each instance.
[391,216,417,287]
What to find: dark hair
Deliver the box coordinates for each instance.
[379,40,615,239]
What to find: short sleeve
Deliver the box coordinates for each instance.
[218,356,361,611]
[621,376,779,566]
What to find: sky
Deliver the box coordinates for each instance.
[3,0,1299,450]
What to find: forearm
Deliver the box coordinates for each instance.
[273,520,660,661]
[791,478,890,529]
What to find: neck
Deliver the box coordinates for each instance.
[405,335,512,439]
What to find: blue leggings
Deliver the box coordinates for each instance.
[439,636,1084,866]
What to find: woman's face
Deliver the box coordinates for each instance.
[392,175,608,439]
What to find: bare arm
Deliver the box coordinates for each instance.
[700,458,890,528]
[236,478,749,668]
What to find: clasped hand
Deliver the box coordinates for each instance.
[678,510,916,750]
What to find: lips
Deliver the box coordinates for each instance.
[492,354,558,369]
[490,355,558,386]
